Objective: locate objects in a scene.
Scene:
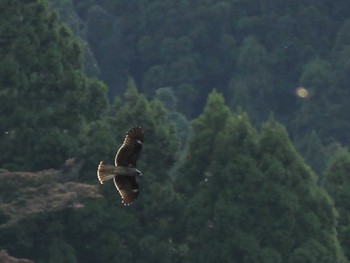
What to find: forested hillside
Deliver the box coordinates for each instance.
[1,0,350,262]
[47,0,350,172]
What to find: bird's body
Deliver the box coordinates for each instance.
[97,127,144,205]
[97,162,141,181]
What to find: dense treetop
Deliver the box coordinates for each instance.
[177,91,348,263]
[0,0,107,171]
[323,148,350,260]
[49,0,350,171]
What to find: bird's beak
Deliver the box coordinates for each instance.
[135,168,142,177]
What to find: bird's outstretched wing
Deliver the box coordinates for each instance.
[113,176,139,205]
[115,127,144,167]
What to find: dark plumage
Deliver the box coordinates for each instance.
[115,126,144,167]
[97,127,144,205]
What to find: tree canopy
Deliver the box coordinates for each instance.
[59,0,350,165]
[177,91,348,263]
[323,148,350,260]
[0,0,107,171]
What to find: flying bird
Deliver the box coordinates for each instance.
[97,126,144,205]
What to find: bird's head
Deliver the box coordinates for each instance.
[130,168,142,177]
[135,168,143,177]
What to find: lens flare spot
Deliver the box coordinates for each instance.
[296,87,309,98]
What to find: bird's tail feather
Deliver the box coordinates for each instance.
[97,161,116,184]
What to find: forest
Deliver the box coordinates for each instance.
[1,0,350,262]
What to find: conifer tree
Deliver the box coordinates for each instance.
[184,112,263,262]
[154,87,191,149]
[303,130,327,177]
[0,0,107,171]
[177,89,231,194]
[258,119,347,263]
[79,81,184,262]
[323,148,350,260]
[180,91,348,263]
[293,58,335,143]
[230,36,273,124]
[3,80,184,263]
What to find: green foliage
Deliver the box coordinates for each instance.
[303,130,327,177]
[59,0,350,151]
[323,148,350,260]
[41,239,77,263]
[74,81,184,262]
[178,96,348,262]
[0,0,108,171]
[77,118,116,182]
[1,83,350,262]
[3,1,350,262]
[155,87,191,148]
[177,89,231,193]
[293,59,335,142]
[230,36,272,123]
[257,119,347,262]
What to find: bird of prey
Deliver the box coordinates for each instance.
[97,126,144,205]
